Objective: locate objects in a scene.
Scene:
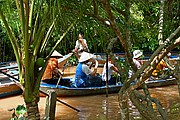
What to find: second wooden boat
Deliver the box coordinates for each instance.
[0,68,22,98]
[0,77,22,98]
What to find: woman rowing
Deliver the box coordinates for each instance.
[42,50,63,84]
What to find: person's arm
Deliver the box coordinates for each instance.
[53,68,63,76]
[73,40,79,53]
[90,60,98,76]
[79,39,87,49]
[90,67,97,77]
[51,58,63,76]
[89,59,98,68]
[83,61,98,77]
[110,65,119,73]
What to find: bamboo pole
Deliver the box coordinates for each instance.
[106,53,108,97]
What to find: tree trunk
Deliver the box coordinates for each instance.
[25,101,40,120]
[118,91,129,120]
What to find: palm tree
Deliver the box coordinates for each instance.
[0,0,76,119]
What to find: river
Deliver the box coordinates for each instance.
[0,85,179,120]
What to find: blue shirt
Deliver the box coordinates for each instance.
[75,63,88,87]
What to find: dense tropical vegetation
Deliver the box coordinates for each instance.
[0,0,179,119]
[1,0,179,62]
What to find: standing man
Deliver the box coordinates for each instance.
[73,33,89,59]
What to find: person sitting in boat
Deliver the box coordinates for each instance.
[128,50,143,77]
[74,52,102,87]
[152,53,175,79]
[72,33,89,59]
[133,50,143,69]
[152,58,168,79]
[101,55,120,85]
[42,50,63,84]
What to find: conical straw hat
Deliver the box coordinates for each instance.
[51,50,63,58]
[79,52,94,62]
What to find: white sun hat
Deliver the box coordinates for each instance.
[167,52,171,57]
[79,52,94,62]
[133,50,143,59]
[51,50,63,58]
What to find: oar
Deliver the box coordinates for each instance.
[39,90,80,112]
[56,75,62,88]
[56,52,74,88]
[0,70,80,112]
[56,66,65,88]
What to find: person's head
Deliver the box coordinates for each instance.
[79,52,94,63]
[51,50,63,59]
[78,33,84,40]
[108,55,117,64]
[133,50,143,59]
[167,52,171,58]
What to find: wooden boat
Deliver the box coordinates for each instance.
[94,53,179,66]
[40,77,177,97]
[0,65,22,98]
[0,77,22,98]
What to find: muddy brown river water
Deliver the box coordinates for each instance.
[0,85,179,120]
[0,66,180,119]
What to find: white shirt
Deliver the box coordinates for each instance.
[82,64,92,75]
[75,39,88,51]
[102,62,114,81]
[133,58,141,69]
[129,58,141,78]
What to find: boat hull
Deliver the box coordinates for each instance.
[0,83,22,98]
[40,84,123,97]
[40,78,177,97]
[0,65,22,98]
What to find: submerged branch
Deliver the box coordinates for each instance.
[131,90,167,120]
[130,91,159,120]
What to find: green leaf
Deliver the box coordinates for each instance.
[15,105,27,115]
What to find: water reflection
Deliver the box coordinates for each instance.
[55,85,180,120]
